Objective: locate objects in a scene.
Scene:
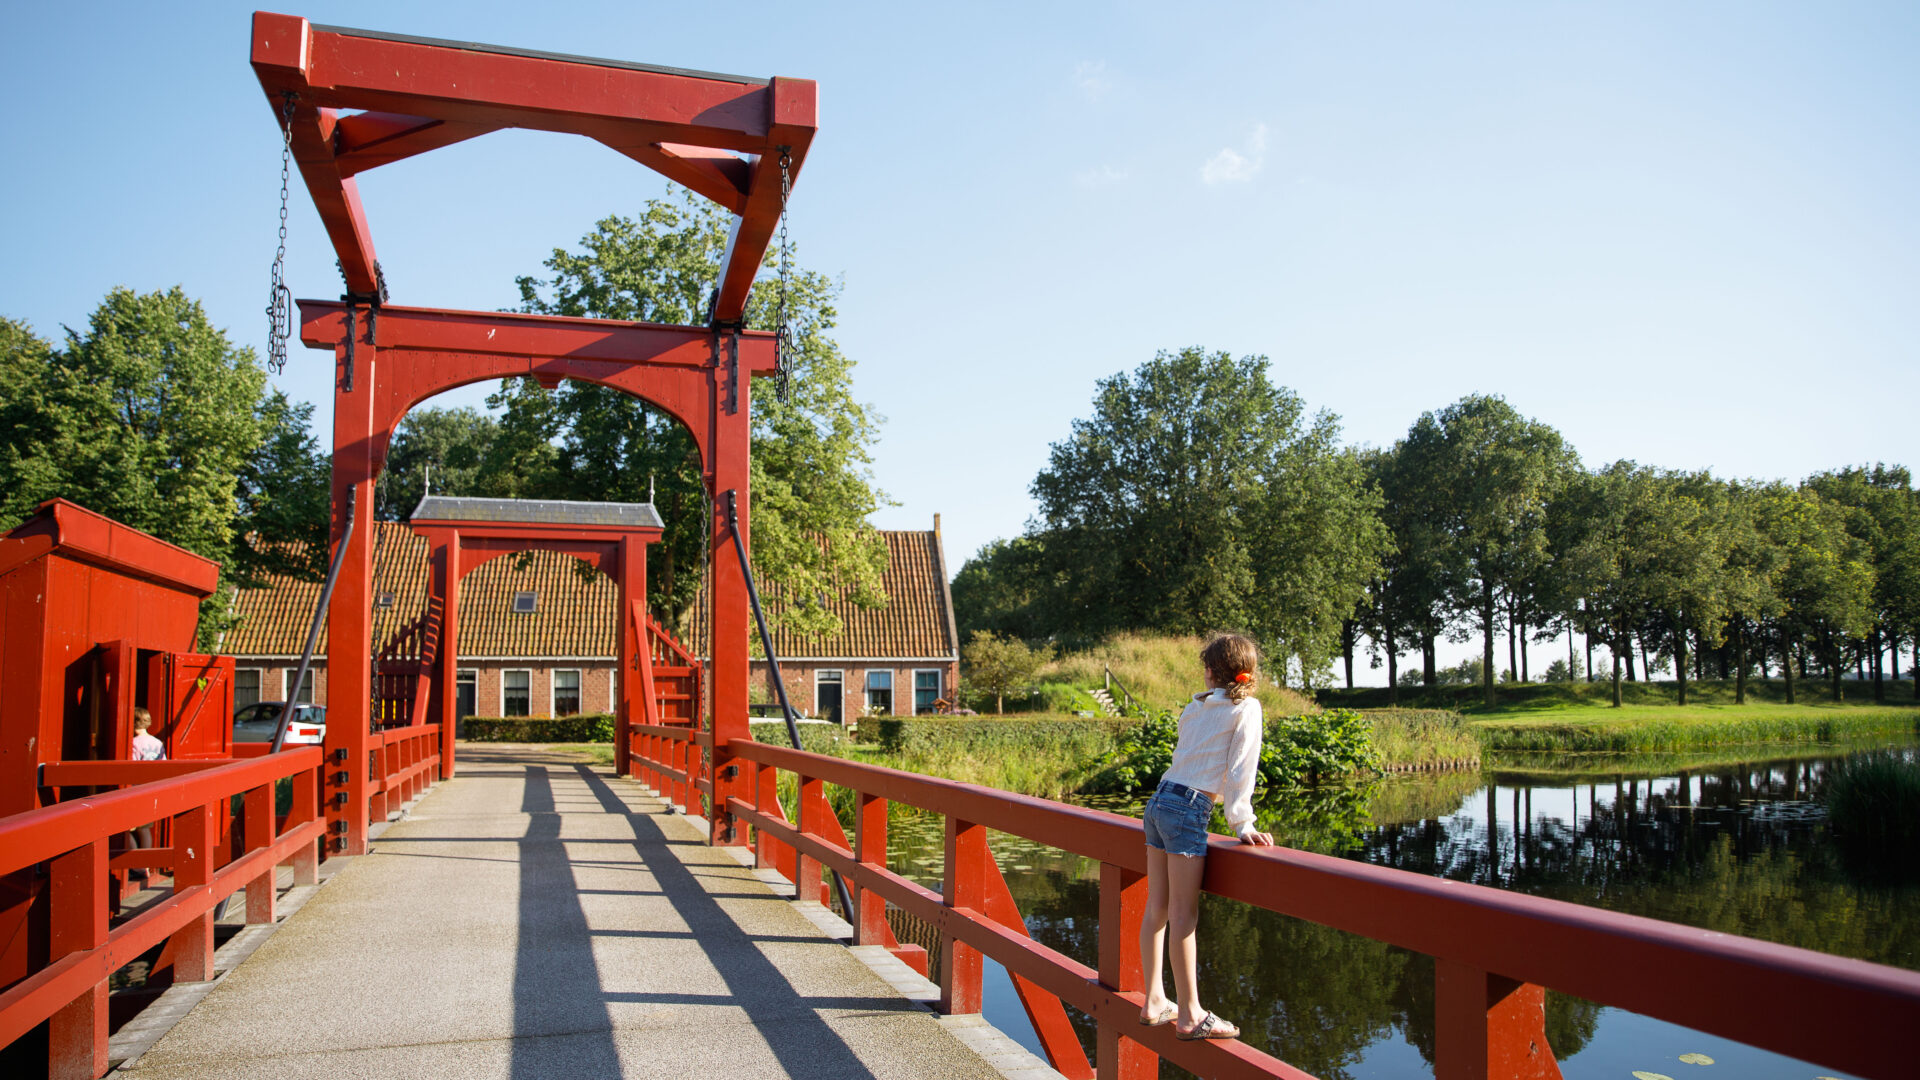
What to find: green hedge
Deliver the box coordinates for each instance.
[858,716,1135,756]
[747,720,853,756]
[464,714,617,743]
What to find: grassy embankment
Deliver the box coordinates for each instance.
[1322,679,1919,753]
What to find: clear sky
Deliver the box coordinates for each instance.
[5,3,1915,682]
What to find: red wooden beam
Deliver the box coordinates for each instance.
[251,12,816,322]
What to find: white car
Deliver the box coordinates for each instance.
[233,702,327,746]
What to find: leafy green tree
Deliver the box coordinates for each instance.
[0,289,275,648]
[950,536,1052,642]
[375,406,501,521]
[962,630,1054,714]
[1400,395,1575,707]
[1029,347,1386,684]
[1755,485,1874,702]
[229,391,331,588]
[504,195,888,632]
[1363,443,1464,696]
[1625,470,1735,706]
[1804,465,1919,702]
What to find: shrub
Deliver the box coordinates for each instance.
[1826,750,1920,880]
[1095,707,1380,793]
[465,714,617,742]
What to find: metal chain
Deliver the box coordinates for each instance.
[774,148,793,404]
[265,92,297,375]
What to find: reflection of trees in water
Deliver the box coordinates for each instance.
[897,751,1916,1078]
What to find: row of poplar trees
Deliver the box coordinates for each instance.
[951,351,1919,705]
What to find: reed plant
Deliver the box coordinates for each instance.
[1474,708,1918,753]
[1041,631,1317,716]
[1825,750,1920,881]
[1365,709,1481,769]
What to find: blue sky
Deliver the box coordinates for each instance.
[5,3,1916,680]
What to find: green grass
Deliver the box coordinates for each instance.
[1366,709,1482,770]
[1472,705,1919,753]
[1320,676,1917,713]
[1040,632,1318,717]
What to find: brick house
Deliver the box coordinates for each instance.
[223,517,959,724]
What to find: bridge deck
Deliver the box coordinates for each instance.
[117,747,1013,1079]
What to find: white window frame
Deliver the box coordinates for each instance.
[502,668,533,718]
[864,669,894,715]
[912,668,943,715]
[455,668,479,719]
[551,668,583,717]
[285,668,315,704]
[234,667,265,709]
[512,590,537,614]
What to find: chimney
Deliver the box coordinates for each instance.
[933,513,942,534]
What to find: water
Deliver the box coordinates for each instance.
[874,740,1919,1080]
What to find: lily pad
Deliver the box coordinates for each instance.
[1634,1072,1676,1080]
[1678,1054,1714,1066]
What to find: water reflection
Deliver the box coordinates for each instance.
[877,741,1917,1080]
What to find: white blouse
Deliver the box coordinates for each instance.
[1160,688,1263,836]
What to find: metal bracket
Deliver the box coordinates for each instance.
[711,323,742,414]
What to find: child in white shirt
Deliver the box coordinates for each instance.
[1136,634,1272,1041]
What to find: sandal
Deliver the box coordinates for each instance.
[1176,1012,1239,1041]
[1138,1004,1176,1027]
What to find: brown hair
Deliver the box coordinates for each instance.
[1201,634,1260,702]
[132,706,152,732]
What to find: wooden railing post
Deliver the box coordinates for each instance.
[853,791,889,946]
[1435,959,1562,1080]
[48,838,107,1080]
[1098,863,1155,1080]
[795,773,825,906]
[170,803,217,982]
[941,816,987,1015]
[243,782,276,925]
[290,764,319,885]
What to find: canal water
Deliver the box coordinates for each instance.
[875,739,1919,1080]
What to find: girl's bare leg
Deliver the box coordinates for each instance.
[1166,852,1208,1028]
[1138,845,1171,1020]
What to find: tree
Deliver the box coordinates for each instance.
[950,536,1052,642]
[961,631,1054,714]
[0,289,274,648]
[1029,347,1386,684]
[1755,485,1874,703]
[1625,470,1734,707]
[1362,444,1463,698]
[229,391,331,589]
[506,195,889,632]
[375,406,501,521]
[1805,465,1920,703]
[1400,396,1575,707]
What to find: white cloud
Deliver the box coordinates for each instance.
[1074,164,1129,188]
[1074,60,1110,101]
[1200,123,1268,185]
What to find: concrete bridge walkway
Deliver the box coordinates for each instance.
[115,747,1026,1080]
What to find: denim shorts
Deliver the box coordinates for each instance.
[1142,780,1214,857]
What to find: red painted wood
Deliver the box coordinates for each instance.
[983,857,1094,1079]
[726,739,1920,1080]
[46,839,106,1080]
[942,817,987,1015]
[853,793,891,948]
[1098,864,1155,1080]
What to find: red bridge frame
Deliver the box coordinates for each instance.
[253,12,812,854]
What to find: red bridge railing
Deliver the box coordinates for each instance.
[679,737,1920,1080]
[0,749,328,1077]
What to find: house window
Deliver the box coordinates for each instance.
[914,670,942,715]
[553,669,581,717]
[503,670,531,717]
[512,591,538,614]
[286,669,314,704]
[456,670,477,720]
[375,591,396,609]
[864,670,893,716]
[234,668,263,709]
[815,670,843,724]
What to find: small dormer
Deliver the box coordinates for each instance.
[512,590,538,615]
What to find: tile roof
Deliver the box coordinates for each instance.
[686,530,958,660]
[225,522,956,662]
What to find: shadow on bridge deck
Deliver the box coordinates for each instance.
[116,747,1010,1080]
